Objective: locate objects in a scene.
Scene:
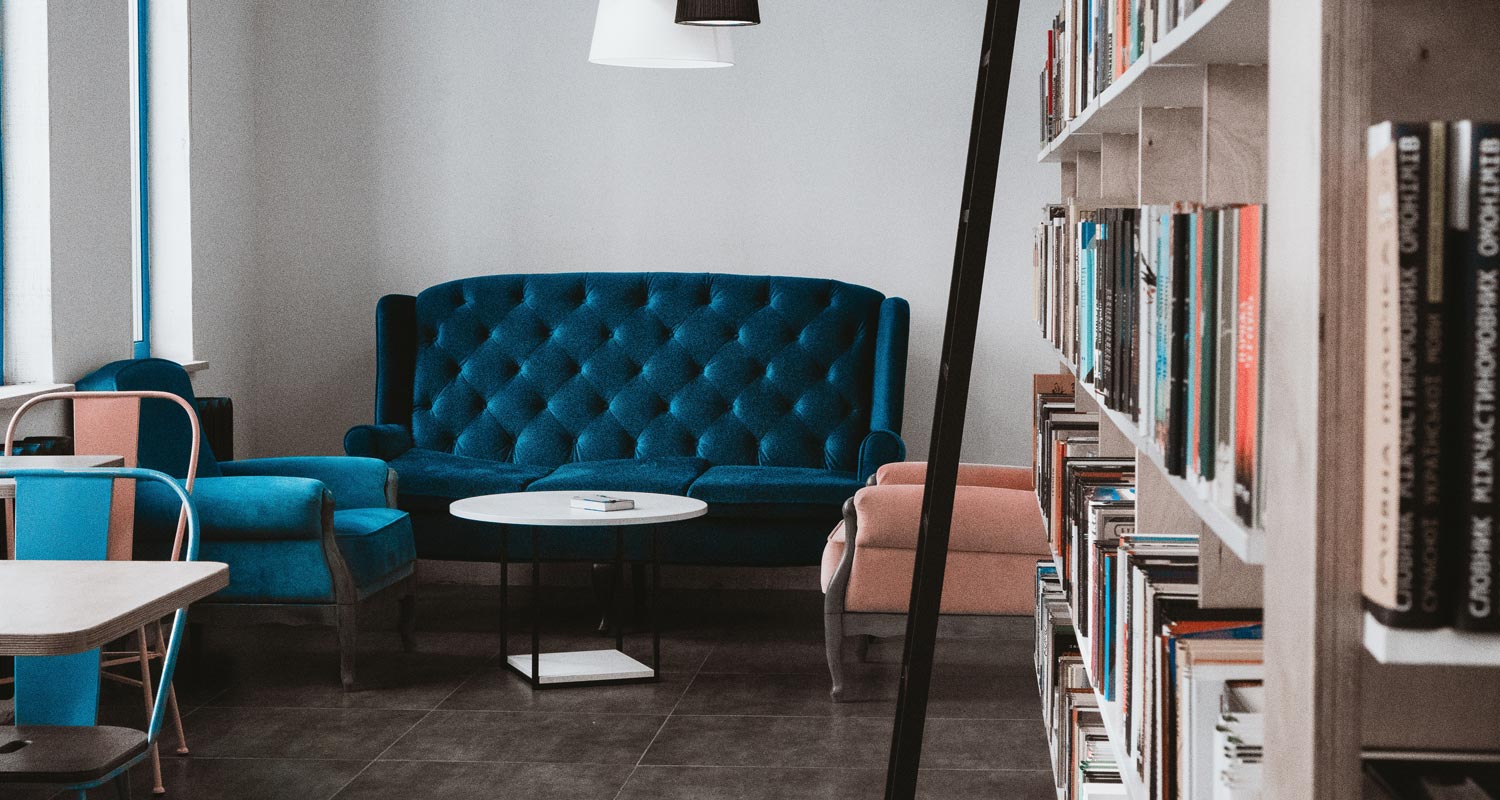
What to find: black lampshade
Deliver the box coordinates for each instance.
[675,0,760,26]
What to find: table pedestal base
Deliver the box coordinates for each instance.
[505,649,655,686]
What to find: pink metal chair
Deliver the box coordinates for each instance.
[4,390,201,795]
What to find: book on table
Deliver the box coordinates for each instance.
[570,494,635,512]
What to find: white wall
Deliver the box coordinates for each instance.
[229,0,1059,465]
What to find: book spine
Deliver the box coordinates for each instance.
[1417,122,1451,624]
[1167,212,1192,476]
[1459,121,1500,631]
[1198,209,1219,485]
[1364,122,1444,628]
[1233,206,1264,526]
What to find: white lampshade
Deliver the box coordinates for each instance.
[589,0,734,69]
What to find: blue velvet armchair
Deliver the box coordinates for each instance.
[346,272,910,566]
[78,359,418,690]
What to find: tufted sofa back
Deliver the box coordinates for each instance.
[386,273,901,472]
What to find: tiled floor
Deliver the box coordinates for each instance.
[8,584,1055,799]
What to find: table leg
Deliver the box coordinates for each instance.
[651,524,661,678]
[613,528,626,653]
[531,527,541,690]
[501,526,511,664]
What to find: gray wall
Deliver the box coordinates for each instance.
[203,0,1059,465]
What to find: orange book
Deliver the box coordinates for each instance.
[1233,206,1264,527]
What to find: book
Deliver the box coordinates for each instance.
[1364,121,1449,629]
[1233,205,1264,528]
[1457,120,1500,631]
[569,494,635,512]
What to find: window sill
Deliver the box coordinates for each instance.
[180,360,209,375]
[0,383,75,413]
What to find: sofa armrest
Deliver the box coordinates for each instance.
[219,456,390,511]
[857,429,906,483]
[871,297,910,434]
[874,461,1034,491]
[138,476,328,542]
[344,423,413,462]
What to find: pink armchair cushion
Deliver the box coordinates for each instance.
[874,461,1034,491]
[849,484,1048,555]
[832,543,1038,615]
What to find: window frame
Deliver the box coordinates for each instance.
[129,0,150,359]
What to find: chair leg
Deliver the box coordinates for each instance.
[825,611,848,702]
[337,603,357,691]
[135,630,165,795]
[398,591,418,653]
[155,621,189,755]
[114,769,132,799]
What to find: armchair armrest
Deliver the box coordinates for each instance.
[344,423,413,462]
[873,461,1033,491]
[219,456,392,510]
[137,476,328,542]
[857,429,906,483]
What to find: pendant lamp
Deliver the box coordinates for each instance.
[675,0,760,26]
[589,0,734,69]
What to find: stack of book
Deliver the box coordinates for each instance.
[1033,375,1266,800]
[1212,682,1264,800]
[1031,203,1267,528]
[1039,0,1214,145]
[1038,562,1129,799]
[1362,120,1500,634]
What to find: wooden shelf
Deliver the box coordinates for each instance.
[1363,613,1500,667]
[1055,353,1265,564]
[1038,0,1267,164]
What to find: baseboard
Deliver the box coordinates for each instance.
[418,559,822,591]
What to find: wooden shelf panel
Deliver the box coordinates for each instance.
[1038,0,1268,164]
[1055,353,1265,564]
[1363,613,1500,667]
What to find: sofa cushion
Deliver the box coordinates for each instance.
[687,465,863,510]
[334,508,417,597]
[410,273,884,472]
[200,539,337,603]
[389,448,551,509]
[527,457,710,495]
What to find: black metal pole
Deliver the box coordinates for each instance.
[884,1,1020,797]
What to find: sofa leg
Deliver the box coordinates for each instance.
[398,591,418,653]
[854,633,875,663]
[337,603,357,691]
[591,562,617,634]
[825,611,848,702]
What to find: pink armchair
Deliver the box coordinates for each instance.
[820,462,1049,700]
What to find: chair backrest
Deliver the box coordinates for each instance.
[399,272,891,471]
[74,358,222,480]
[6,467,199,744]
[3,390,201,561]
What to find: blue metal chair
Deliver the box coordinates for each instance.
[0,467,200,799]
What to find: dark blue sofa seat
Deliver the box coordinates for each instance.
[346,272,909,565]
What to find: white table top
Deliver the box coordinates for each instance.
[449,491,708,527]
[0,455,126,499]
[0,561,229,656]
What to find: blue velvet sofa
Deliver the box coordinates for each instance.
[78,359,418,690]
[345,272,909,566]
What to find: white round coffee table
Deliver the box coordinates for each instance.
[449,491,707,689]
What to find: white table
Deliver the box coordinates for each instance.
[0,561,229,656]
[450,491,707,688]
[0,455,126,499]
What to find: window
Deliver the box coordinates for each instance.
[129,0,150,358]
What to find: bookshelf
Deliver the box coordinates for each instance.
[1031,0,1500,797]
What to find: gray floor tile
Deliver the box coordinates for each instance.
[699,635,832,675]
[129,756,368,799]
[177,706,427,760]
[380,709,666,764]
[915,768,1059,799]
[614,765,885,799]
[641,715,893,769]
[331,760,632,800]
[919,718,1054,771]
[202,646,488,711]
[440,666,693,714]
[673,672,893,717]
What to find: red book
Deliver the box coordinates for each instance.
[1233,206,1264,527]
